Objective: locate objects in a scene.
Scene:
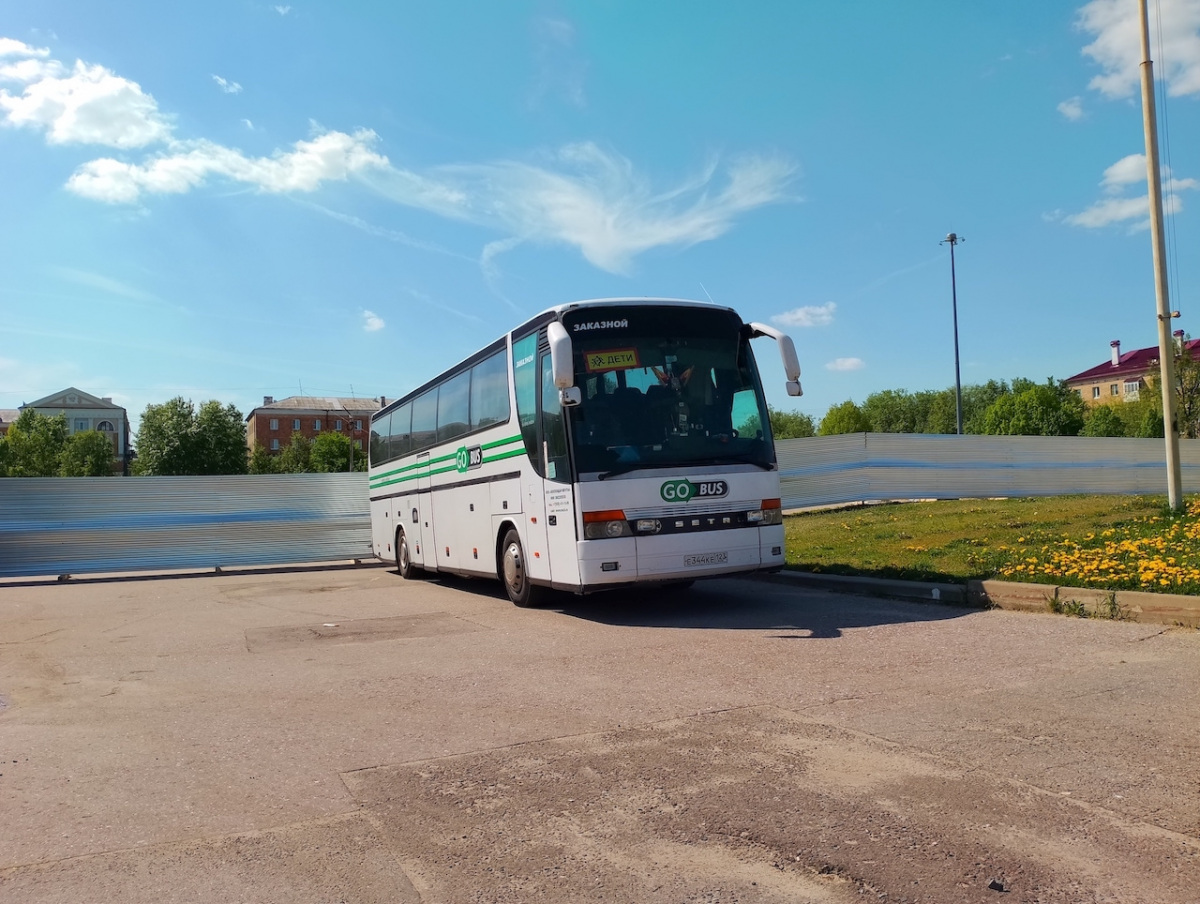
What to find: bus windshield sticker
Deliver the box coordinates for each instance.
[585,348,640,373]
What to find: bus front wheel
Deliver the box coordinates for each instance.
[500,529,544,608]
[396,528,419,580]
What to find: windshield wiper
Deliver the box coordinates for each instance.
[597,462,658,480]
[702,455,775,471]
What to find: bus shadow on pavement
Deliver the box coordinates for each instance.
[551,576,970,635]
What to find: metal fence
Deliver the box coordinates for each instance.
[0,473,370,579]
[777,433,1200,510]
[3,436,1199,579]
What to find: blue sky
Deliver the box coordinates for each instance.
[2,1,1199,432]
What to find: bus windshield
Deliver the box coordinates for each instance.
[562,305,775,477]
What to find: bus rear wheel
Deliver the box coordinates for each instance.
[500,529,544,608]
[396,528,420,580]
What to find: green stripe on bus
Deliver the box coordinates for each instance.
[369,447,530,490]
[370,435,525,486]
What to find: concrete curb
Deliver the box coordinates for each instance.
[757,570,1200,628]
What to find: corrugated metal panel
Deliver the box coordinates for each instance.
[778,434,1200,509]
[0,474,370,579]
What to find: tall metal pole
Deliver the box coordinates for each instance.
[943,233,964,435]
[1139,0,1183,509]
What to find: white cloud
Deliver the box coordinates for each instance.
[0,38,49,59]
[770,302,836,328]
[1101,153,1147,191]
[274,5,292,15]
[1057,96,1084,120]
[1065,154,1198,228]
[67,129,390,202]
[1078,0,1200,98]
[212,75,242,95]
[5,38,792,274]
[388,143,796,273]
[825,358,864,372]
[0,50,171,148]
[241,118,254,130]
[361,309,385,332]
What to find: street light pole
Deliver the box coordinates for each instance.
[941,233,964,435]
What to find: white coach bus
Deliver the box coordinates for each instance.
[368,298,802,606]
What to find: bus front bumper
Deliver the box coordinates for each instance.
[575,525,785,587]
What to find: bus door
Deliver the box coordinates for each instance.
[415,451,435,569]
[539,351,580,586]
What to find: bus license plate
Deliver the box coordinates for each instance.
[684,552,728,567]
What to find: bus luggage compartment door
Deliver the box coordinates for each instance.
[414,452,435,569]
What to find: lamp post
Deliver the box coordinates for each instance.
[941,233,964,435]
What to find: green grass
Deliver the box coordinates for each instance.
[783,494,1200,595]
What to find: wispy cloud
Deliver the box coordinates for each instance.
[1063,153,1198,228]
[50,268,177,311]
[826,357,865,372]
[295,200,472,260]
[4,37,795,275]
[67,129,390,203]
[529,16,586,109]
[1057,96,1084,120]
[1077,0,1200,98]
[212,74,242,94]
[274,5,292,15]
[770,302,836,328]
[361,309,385,332]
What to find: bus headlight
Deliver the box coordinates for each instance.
[748,498,783,526]
[583,509,632,539]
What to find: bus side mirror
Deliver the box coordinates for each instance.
[547,321,575,390]
[559,387,582,407]
[747,322,803,397]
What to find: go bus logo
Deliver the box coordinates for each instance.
[659,479,728,503]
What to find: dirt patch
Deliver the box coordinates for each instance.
[344,706,1199,904]
[244,614,483,652]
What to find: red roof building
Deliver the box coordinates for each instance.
[1065,331,1200,406]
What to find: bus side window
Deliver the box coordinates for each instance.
[371,412,390,466]
[470,350,510,430]
[540,353,570,482]
[411,392,438,453]
[389,403,412,460]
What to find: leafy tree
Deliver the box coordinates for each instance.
[1080,405,1126,438]
[248,445,278,474]
[1174,344,1200,438]
[979,379,1084,437]
[768,406,816,439]
[275,432,313,473]
[59,430,119,476]
[818,400,872,436]
[4,410,68,476]
[135,397,248,476]
[861,389,921,433]
[195,401,249,474]
[311,431,350,472]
